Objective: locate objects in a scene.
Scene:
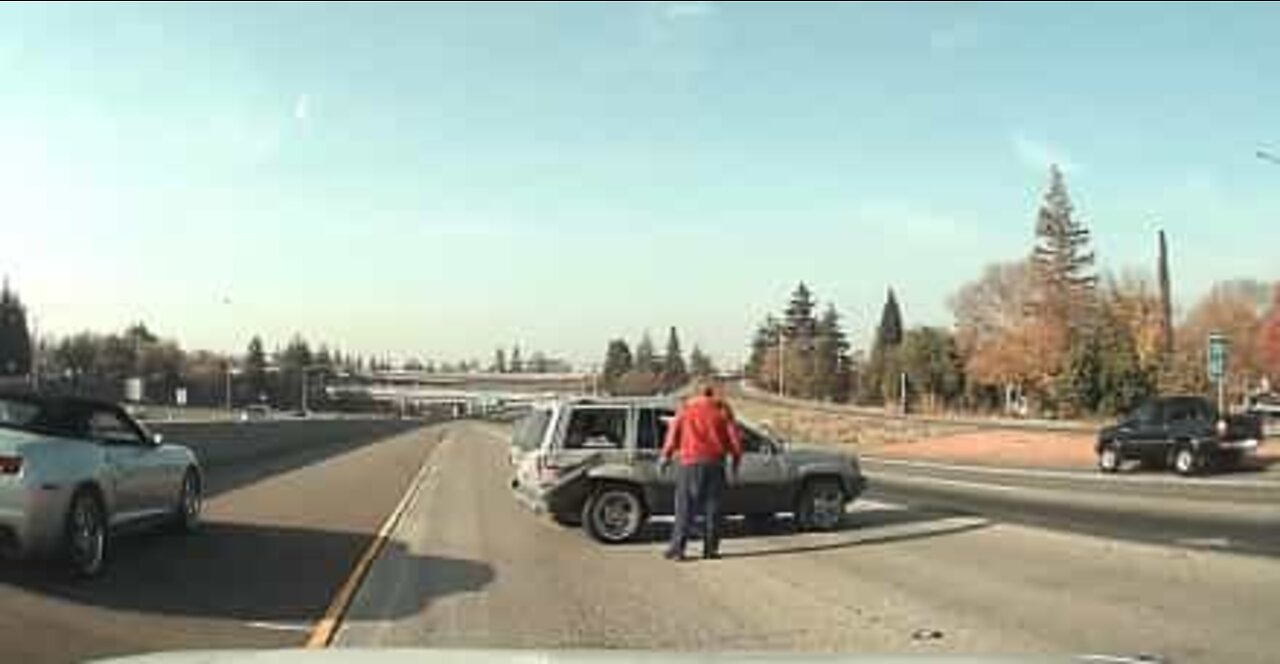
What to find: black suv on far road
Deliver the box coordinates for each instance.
[1097,396,1264,476]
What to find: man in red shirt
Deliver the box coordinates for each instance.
[660,383,743,560]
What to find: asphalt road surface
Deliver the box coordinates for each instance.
[0,418,440,664]
[339,421,1280,663]
[6,418,1280,663]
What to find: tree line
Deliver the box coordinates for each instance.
[599,327,714,396]
[746,165,1280,417]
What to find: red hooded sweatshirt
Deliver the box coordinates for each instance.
[661,395,743,466]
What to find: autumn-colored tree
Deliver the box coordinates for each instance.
[1254,284,1280,385]
[950,259,1060,411]
[1167,279,1271,400]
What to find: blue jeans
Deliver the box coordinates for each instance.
[667,461,726,557]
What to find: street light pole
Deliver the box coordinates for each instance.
[778,329,786,397]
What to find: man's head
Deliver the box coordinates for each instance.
[693,379,720,400]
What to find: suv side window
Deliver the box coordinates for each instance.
[636,408,675,450]
[1133,402,1158,424]
[563,407,628,450]
[90,408,143,445]
[740,425,770,454]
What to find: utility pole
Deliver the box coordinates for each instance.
[29,314,39,392]
[225,362,233,411]
[778,329,786,397]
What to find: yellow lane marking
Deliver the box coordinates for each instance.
[305,435,442,648]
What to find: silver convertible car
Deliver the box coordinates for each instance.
[0,392,203,577]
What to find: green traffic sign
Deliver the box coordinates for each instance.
[1207,333,1229,382]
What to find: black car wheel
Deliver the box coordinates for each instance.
[582,484,646,544]
[171,469,202,533]
[1173,445,1201,476]
[64,489,107,579]
[797,478,846,532]
[1097,443,1121,473]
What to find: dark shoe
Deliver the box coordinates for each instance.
[663,550,687,562]
[702,551,722,560]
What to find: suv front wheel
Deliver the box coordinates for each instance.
[582,484,647,544]
[797,478,846,532]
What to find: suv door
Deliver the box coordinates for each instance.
[723,424,790,516]
[636,407,676,514]
[1123,400,1165,451]
[90,407,164,524]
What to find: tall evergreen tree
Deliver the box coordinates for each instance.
[244,336,269,402]
[747,315,781,387]
[814,304,850,401]
[493,348,507,373]
[784,282,818,339]
[660,326,688,392]
[876,288,904,348]
[689,345,715,378]
[0,280,32,377]
[634,332,658,374]
[861,288,905,404]
[1031,165,1097,339]
[602,339,633,392]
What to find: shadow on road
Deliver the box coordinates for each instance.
[625,506,988,559]
[0,521,494,624]
[152,419,431,497]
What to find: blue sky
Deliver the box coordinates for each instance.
[2,2,1278,367]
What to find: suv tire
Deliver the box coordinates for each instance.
[796,478,845,532]
[1172,444,1201,477]
[1097,443,1121,473]
[582,484,646,544]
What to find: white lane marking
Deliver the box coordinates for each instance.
[1176,536,1232,549]
[849,497,910,512]
[865,456,1280,489]
[245,621,314,632]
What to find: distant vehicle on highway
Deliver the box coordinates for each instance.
[509,397,866,543]
[1096,395,1264,476]
[0,392,203,577]
[1245,392,1280,419]
[239,404,272,422]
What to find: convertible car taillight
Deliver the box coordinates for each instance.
[0,455,22,475]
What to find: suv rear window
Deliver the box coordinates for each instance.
[513,408,552,451]
[564,407,627,450]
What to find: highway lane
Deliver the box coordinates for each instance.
[337,421,1280,663]
[0,418,443,664]
[865,459,1280,558]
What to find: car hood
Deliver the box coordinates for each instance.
[90,648,1158,664]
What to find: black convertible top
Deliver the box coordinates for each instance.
[0,391,127,438]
